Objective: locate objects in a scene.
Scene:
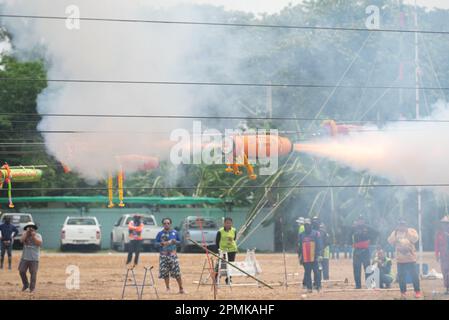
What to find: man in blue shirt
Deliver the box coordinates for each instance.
[155,217,185,294]
[0,216,19,270]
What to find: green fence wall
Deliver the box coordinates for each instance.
[4,207,274,251]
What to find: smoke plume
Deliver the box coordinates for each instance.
[298,100,449,193]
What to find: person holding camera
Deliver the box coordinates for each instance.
[18,223,42,293]
[126,214,144,267]
[155,217,185,294]
[0,216,19,270]
[388,219,421,299]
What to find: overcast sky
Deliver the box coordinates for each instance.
[149,0,449,14]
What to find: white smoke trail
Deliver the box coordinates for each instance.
[299,100,449,193]
[0,0,228,182]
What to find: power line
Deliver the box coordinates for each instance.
[3,183,449,191]
[1,14,449,36]
[1,112,449,124]
[1,77,449,91]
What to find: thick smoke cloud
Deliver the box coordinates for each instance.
[300,100,449,194]
[0,0,237,182]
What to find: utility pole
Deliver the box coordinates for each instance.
[414,0,424,276]
[266,81,272,119]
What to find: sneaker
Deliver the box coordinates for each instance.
[165,287,171,293]
[307,289,313,294]
[415,291,422,299]
[21,285,29,292]
[400,293,407,300]
[179,289,186,294]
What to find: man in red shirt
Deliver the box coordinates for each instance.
[435,216,449,294]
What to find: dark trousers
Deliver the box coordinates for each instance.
[440,258,449,289]
[397,262,420,293]
[321,258,329,280]
[353,248,370,288]
[304,261,320,290]
[1,241,12,263]
[126,240,143,265]
[18,260,39,290]
[215,251,236,283]
[379,273,393,288]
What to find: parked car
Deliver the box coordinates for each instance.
[110,214,159,252]
[177,216,219,253]
[60,216,101,251]
[0,212,34,248]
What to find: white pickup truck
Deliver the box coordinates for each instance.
[0,213,34,248]
[60,216,102,251]
[110,214,160,252]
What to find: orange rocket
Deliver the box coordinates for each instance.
[225,134,293,180]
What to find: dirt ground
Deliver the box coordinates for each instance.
[0,251,447,300]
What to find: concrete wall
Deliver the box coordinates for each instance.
[5,207,274,252]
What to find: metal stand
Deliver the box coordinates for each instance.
[140,266,159,300]
[215,250,232,290]
[121,266,140,299]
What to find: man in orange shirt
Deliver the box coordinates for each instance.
[126,215,144,266]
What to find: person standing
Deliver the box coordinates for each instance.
[349,215,378,289]
[126,214,144,266]
[388,219,421,299]
[296,217,306,288]
[435,216,449,294]
[0,216,18,270]
[215,217,238,284]
[298,219,323,293]
[296,217,305,235]
[155,218,185,294]
[18,223,42,293]
[319,223,331,281]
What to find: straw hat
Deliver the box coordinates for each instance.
[296,217,305,224]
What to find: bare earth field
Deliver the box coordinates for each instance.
[0,251,447,300]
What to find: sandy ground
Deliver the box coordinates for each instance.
[0,251,447,300]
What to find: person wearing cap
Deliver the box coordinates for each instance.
[435,216,449,294]
[348,215,378,289]
[388,219,421,299]
[156,217,185,294]
[296,217,306,288]
[18,223,42,293]
[126,214,144,266]
[298,218,323,293]
[311,216,324,288]
[296,217,305,235]
[0,216,19,270]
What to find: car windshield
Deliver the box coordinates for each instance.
[125,216,155,226]
[3,215,31,224]
[67,218,97,225]
[187,218,218,229]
